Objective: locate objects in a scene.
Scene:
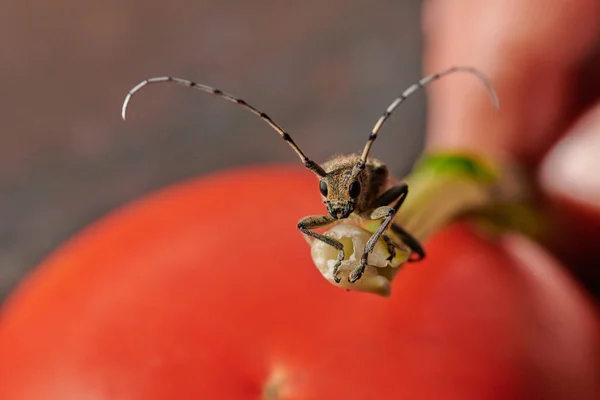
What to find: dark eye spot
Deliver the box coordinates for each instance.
[319,180,328,196]
[349,181,361,198]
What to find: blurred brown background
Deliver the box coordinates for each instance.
[0,0,425,299]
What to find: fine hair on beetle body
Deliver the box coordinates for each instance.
[122,66,499,284]
[318,154,389,220]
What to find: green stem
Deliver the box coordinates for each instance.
[368,152,540,247]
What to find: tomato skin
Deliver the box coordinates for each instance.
[0,166,598,400]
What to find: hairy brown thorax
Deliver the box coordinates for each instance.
[320,154,390,217]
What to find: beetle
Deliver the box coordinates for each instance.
[121,66,498,283]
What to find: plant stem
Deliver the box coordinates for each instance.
[396,152,539,243]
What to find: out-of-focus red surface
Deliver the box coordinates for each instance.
[0,166,598,400]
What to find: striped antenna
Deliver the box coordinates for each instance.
[121,76,327,177]
[356,66,499,170]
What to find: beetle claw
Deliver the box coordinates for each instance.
[348,264,366,283]
[332,261,343,283]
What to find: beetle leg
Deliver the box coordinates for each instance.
[350,183,424,283]
[298,215,344,283]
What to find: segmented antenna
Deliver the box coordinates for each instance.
[357,66,499,168]
[121,76,327,177]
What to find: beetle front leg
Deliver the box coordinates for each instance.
[381,233,397,261]
[298,215,345,283]
[349,184,410,283]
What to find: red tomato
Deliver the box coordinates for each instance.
[0,166,598,400]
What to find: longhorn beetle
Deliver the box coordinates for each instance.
[122,66,499,284]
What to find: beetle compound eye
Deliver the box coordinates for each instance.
[348,181,361,198]
[319,181,328,196]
